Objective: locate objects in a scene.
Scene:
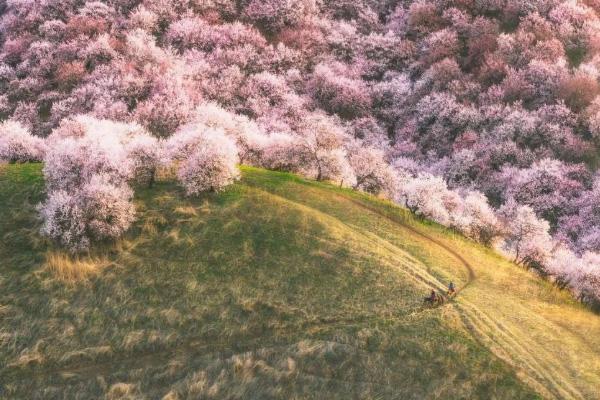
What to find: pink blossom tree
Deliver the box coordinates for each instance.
[0,120,45,162]
[259,132,305,172]
[585,96,600,141]
[398,173,453,226]
[192,103,268,165]
[166,123,219,162]
[371,72,412,132]
[134,74,196,138]
[39,174,135,252]
[43,116,135,191]
[128,5,159,32]
[547,247,600,306]
[243,0,318,33]
[557,175,600,253]
[308,62,371,119]
[497,200,554,269]
[295,114,354,183]
[240,71,307,130]
[457,191,502,246]
[347,143,397,197]
[39,190,89,252]
[124,133,163,187]
[418,28,460,67]
[497,159,588,227]
[344,117,389,149]
[574,252,600,306]
[175,129,240,195]
[413,92,481,157]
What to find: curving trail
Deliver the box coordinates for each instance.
[337,194,476,292]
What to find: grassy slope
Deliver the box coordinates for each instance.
[0,164,598,399]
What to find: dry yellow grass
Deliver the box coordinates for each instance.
[42,251,109,282]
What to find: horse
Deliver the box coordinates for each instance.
[423,293,446,306]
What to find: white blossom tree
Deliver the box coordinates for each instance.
[39,174,135,252]
[347,143,397,197]
[176,130,240,195]
[497,200,554,269]
[398,173,453,226]
[0,120,46,163]
[125,133,163,187]
[295,114,353,183]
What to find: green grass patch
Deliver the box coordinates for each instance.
[1,164,598,399]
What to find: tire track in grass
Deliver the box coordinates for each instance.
[456,302,574,400]
[248,187,455,294]
[338,193,582,400]
[335,194,476,290]
[458,299,584,400]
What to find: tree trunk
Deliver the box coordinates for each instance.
[148,168,156,188]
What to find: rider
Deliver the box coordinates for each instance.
[427,289,437,302]
[448,281,456,295]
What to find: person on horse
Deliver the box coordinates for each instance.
[425,289,437,303]
[447,281,456,296]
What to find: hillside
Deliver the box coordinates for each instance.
[1,163,600,399]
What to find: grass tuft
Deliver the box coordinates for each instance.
[42,250,109,282]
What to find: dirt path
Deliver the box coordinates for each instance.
[337,196,587,399]
[2,191,476,385]
[338,194,476,290]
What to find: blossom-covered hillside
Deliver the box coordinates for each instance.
[1,0,600,305]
